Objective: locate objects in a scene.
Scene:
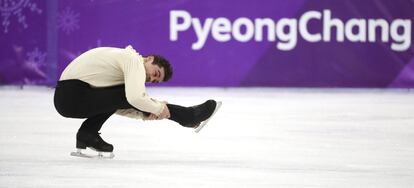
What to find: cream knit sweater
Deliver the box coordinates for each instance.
[60,45,164,118]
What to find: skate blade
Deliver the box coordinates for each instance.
[70,149,115,159]
[195,101,222,133]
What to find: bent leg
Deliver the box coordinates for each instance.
[79,111,115,133]
[54,80,134,118]
[54,79,214,129]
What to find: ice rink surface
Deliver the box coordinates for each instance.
[0,86,413,188]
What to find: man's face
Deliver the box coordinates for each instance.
[145,62,165,83]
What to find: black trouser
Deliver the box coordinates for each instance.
[53,79,195,133]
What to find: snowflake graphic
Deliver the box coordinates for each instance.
[58,6,80,35]
[26,47,47,67]
[0,0,42,33]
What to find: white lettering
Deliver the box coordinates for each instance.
[299,11,322,42]
[276,18,297,51]
[345,19,366,42]
[323,10,345,42]
[169,10,191,41]
[368,19,389,42]
[211,17,231,42]
[255,18,276,41]
[390,19,411,51]
[232,17,255,42]
[191,18,213,50]
[169,9,412,52]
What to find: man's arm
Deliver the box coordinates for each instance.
[120,48,166,116]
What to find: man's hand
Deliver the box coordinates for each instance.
[157,103,170,119]
[144,103,170,120]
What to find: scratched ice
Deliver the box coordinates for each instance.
[0,86,413,188]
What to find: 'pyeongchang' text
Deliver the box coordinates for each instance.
[169,10,412,51]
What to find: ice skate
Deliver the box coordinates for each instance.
[192,100,222,133]
[70,149,115,159]
[70,131,115,159]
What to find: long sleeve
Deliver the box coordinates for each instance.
[121,46,165,116]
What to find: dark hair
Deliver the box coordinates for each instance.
[151,55,173,81]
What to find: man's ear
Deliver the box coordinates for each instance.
[148,56,154,64]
